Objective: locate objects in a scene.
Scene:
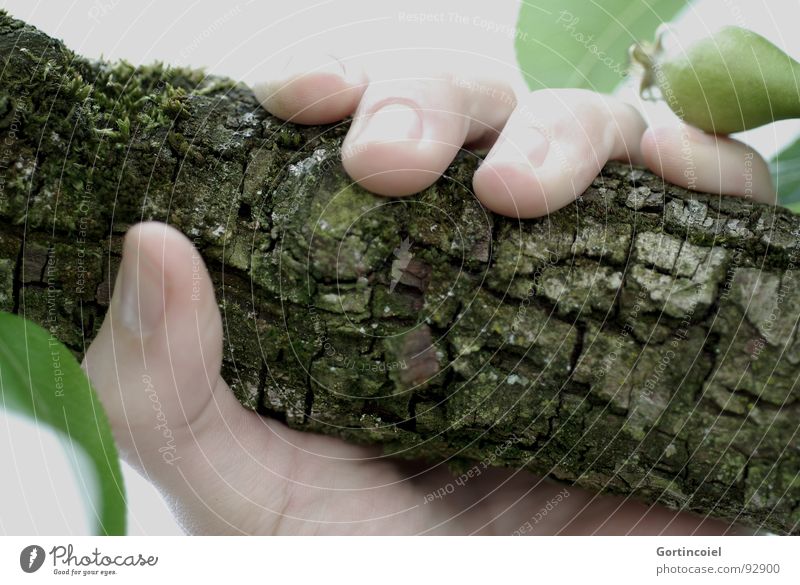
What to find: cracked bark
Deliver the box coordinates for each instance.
[1,13,799,534]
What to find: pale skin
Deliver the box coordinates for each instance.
[82,56,775,535]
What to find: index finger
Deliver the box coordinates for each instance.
[252,53,368,124]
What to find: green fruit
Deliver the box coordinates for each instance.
[631,26,800,134]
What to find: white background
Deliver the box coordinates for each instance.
[0,0,799,535]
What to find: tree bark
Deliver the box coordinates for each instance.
[1,12,799,534]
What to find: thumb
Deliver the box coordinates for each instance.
[82,222,424,534]
[83,222,291,534]
[82,221,236,474]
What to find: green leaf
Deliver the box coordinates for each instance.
[771,136,800,210]
[0,312,126,535]
[515,0,688,92]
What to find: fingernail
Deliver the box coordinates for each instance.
[351,102,423,146]
[117,236,164,336]
[485,127,550,168]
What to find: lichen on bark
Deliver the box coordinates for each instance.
[1,12,799,534]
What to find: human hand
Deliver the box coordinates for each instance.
[253,55,776,216]
[81,57,773,535]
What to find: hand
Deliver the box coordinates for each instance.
[252,56,775,216]
[82,58,774,535]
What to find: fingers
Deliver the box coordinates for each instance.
[641,124,776,204]
[81,222,282,532]
[82,222,239,470]
[253,54,368,124]
[255,56,517,197]
[473,89,647,218]
[255,56,775,217]
[340,74,517,196]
